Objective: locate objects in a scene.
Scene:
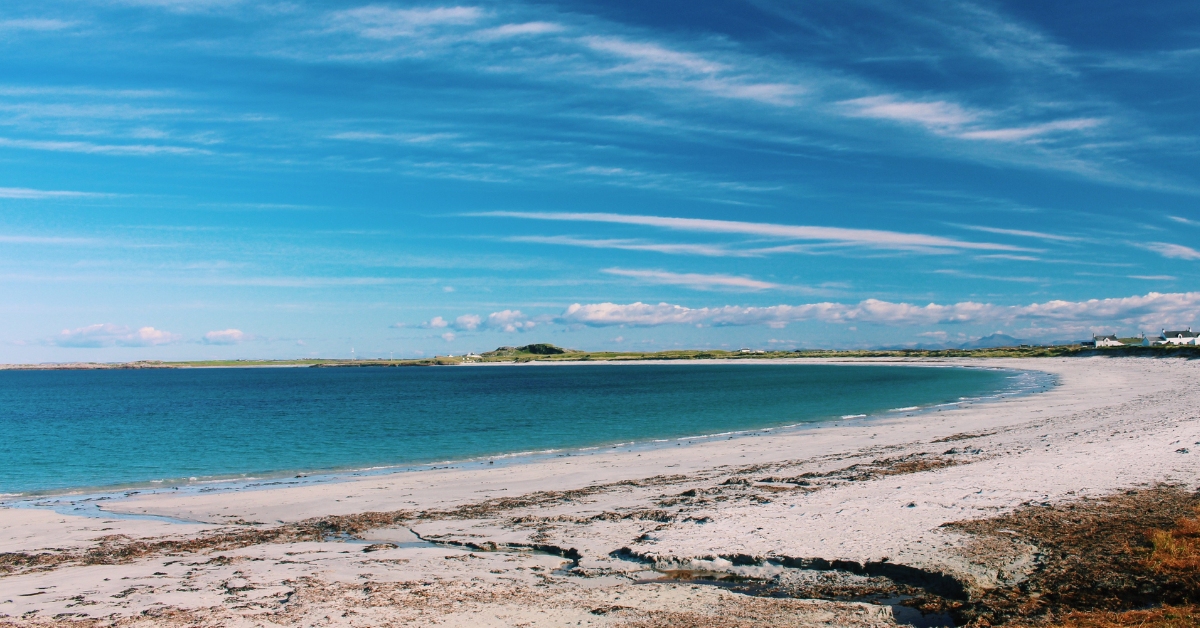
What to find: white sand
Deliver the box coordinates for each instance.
[1,357,1198,626]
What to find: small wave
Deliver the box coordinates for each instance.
[889,406,920,412]
[840,414,867,419]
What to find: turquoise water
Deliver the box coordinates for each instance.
[0,363,1039,496]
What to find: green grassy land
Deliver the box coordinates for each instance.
[10,341,1199,369]
[122,342,1198,368]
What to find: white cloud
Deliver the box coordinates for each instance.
[441,331,456,342]
[202,329,246,345]
[425,311,538,333]
[487,309,536,332]
[422,316,449,328]
[1167,216,1199,227]
[454,314,481,330]
[603,268,780,291]
[0,187,105,199]
[1144,242,1200,260]
[53,324,181,348]
[560,291,1200,330]
[480,211,1024,252]
[332,5,483,39]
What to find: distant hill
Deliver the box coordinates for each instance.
[959,333,1025,349]
[482,343,579,357]
[895,333,1028,351]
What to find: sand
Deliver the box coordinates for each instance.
[1,357,1198,626]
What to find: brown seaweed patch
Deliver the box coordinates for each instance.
[946,486,1200,626]
[0,510,414,578]
[1010,605,1200,628]
[759,453,968,485]
[933,432,996,443]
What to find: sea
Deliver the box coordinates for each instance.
[0,363,1050,497]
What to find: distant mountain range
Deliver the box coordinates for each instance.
[959,333,1026,349]
[888,333,1030,351]
[893,333,1093,351]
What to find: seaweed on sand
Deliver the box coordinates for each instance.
[946,486,1200,626]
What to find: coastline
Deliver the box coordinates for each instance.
[1,356,1198,626]
[0,359,1050,501]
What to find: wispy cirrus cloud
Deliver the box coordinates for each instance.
[472,21,564,40]
[53,324,180,348]
[330,5,484,39]
[0,234,96,244]
[559,291,1200,331]
[954,224,1080,242]
[583,37,729,74]
[0,18,77,32]
[0,186,107,199]
[505,235,743,257]
[479,211,1025,252]
[840,95,1103,144]
[1143,242,1200,260]
[329,131,461,145]
[113,0,245,13]
[0,137,209,156]
[957,118,1103,142]
[603,268,780,291]
[841,96,975,130]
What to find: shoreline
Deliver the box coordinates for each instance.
[1,356,1197,626]
[2,342,1198,371]
[0,360,1051,502]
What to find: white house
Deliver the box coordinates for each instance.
[1144,328,1199,346]
[1085,334,1123,347]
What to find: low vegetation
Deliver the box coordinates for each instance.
[6,342,1199,370]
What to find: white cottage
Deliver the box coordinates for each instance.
[1144,328,1199,346]
[1087,334,1123,347]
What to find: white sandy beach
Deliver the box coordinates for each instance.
[2,357,1199,626]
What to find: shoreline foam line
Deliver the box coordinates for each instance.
[0,364,1055,519]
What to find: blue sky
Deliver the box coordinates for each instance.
[2,0,1199,360]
